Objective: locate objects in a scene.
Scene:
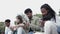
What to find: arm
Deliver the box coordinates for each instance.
[30,18,41,31]
[16,23,24,28]
[9,24,24,31]
[44,21,51,34]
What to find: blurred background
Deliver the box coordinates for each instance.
[0,0,60,34]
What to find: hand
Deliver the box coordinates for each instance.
[10,26,17,31]
[39,20,45,27]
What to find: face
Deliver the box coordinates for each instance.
[41,8,48,16]
[5,22,10,27]
[15,18,20,23]
[26,12,32,19]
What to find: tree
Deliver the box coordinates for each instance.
[0,22,5,34]
[34,14,42,18]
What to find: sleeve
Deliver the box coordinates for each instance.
[44,21,52,34]
[34,18,41,30]
[30,17,40,31]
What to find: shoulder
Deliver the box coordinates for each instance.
[45,20,56,27]
[45,21,52,25]
[5,27,11,31]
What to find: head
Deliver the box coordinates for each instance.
[40,4,56,21]
[16,15,23,24]
[5,19,11,27]
[24,8,32,19]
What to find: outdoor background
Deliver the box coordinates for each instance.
[0,0,60,34]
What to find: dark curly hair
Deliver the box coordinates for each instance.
[41,4,56,22]
[24,8,32,14]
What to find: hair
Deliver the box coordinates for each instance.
[5,19,11,23]
[41,4,56,22]
[24,8,32,14]
[16,15,23,24]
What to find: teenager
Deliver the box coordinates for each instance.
[40,4,58,34]
[24,8,40,34]
[5,19,13,34]
[15,15,26,34]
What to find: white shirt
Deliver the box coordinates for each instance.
[5,27,13,34]
[17,27,23,34]
[17,24,26,34]
[56,16,60,32]
[44,19,58,34]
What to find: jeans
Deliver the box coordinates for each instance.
[28,31,34,34]
[57,26,60,34]
[13,30,17,34]
[58,32,60,34]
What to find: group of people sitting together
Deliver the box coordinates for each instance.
[5,4,60,34]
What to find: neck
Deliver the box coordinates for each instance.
[7,26,9,27]
[29,16,32,20]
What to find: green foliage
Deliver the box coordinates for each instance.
[0,22,5,32]
[34,14,42,18]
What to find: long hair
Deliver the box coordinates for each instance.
[16,15,23,24]
[41,4,56,22]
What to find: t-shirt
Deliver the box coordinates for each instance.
[5,27,13,34]
[17,24,26,34]
[44,21,58,34]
